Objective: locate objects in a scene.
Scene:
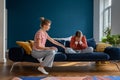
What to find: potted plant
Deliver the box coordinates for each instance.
[102,27,120,47]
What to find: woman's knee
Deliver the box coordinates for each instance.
[48,50,56,55]
[88,47,94,52]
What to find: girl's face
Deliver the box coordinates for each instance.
[43,23,51,31]
[75,31,83,41]
[75,36,82,41]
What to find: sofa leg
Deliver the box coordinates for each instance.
[10,62,21,72]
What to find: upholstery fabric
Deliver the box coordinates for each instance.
[65,40,70,47]
[95,43,112,52]
[54,52,67,61]
[66,52,110,61]
[16,41,32,55]
[45,40,65,52]
[104,47,120,60]
[8,47,25,61]
[87,38,96,49]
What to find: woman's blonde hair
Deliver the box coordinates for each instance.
[40,17,51,27]
[75,30,83,37]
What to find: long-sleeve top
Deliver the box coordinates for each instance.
[70,36,88,50]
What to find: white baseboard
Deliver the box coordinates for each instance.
[0,57,6,63]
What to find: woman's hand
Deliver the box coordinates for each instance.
[61,45,66,50]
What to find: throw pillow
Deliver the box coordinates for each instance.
[95,43,112,52]
[16,41,32,55]
[87,38,96,49]
[28,40,34,48]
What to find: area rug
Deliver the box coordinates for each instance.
[13,76,120,80]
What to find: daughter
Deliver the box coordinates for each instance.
[70,30,93,53]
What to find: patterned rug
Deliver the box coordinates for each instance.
[12,76,120,80]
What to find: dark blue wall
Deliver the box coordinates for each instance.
[7,0,93,48]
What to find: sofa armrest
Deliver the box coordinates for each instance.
[104,47,120,60]
[8,47,25,62]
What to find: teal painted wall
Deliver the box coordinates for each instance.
[7,0,93,48]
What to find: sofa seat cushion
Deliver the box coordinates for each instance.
[22,53,39,63]
[66,52,110,61]
[54,52,67,61]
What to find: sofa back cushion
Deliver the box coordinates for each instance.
[45,40,65,52]
[87,38,96,49]
[65,40,70,47]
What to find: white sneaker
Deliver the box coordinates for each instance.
[38,67,49,75]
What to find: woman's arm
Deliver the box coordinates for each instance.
[47,36,66,49]
[80,36,88,48]
[70,36,77,49]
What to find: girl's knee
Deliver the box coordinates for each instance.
[89,47,94,52]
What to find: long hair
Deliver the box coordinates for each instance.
[75,30,82,37]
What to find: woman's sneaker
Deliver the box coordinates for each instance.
[38,67,49,75]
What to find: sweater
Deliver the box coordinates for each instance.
[70,36,88,50]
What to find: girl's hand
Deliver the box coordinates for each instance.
[79,41,83,45]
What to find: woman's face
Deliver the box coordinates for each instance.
[75,32,83,41]
[43,23,51,31]
[75,36,82,41]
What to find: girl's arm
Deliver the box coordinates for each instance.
[80,36,88,49]
[70,36,77,50]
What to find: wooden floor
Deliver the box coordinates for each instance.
[0,59,120,80]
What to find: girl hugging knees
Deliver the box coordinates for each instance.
[65,30,93,53]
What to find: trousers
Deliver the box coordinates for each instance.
[31,50,57,67]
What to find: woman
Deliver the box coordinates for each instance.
[32,17,66,74]
[70,30,93,53]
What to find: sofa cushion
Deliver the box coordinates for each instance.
[95,43,112,52]
[66,52,110,61]
[87,38,96,49]
[8,47,25,62]
[54,52,67,61]
[65,40,70,47]
[28,40,34,48]
[16,41,32,55]
[104,47,120,60]
[45,40,65,52]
